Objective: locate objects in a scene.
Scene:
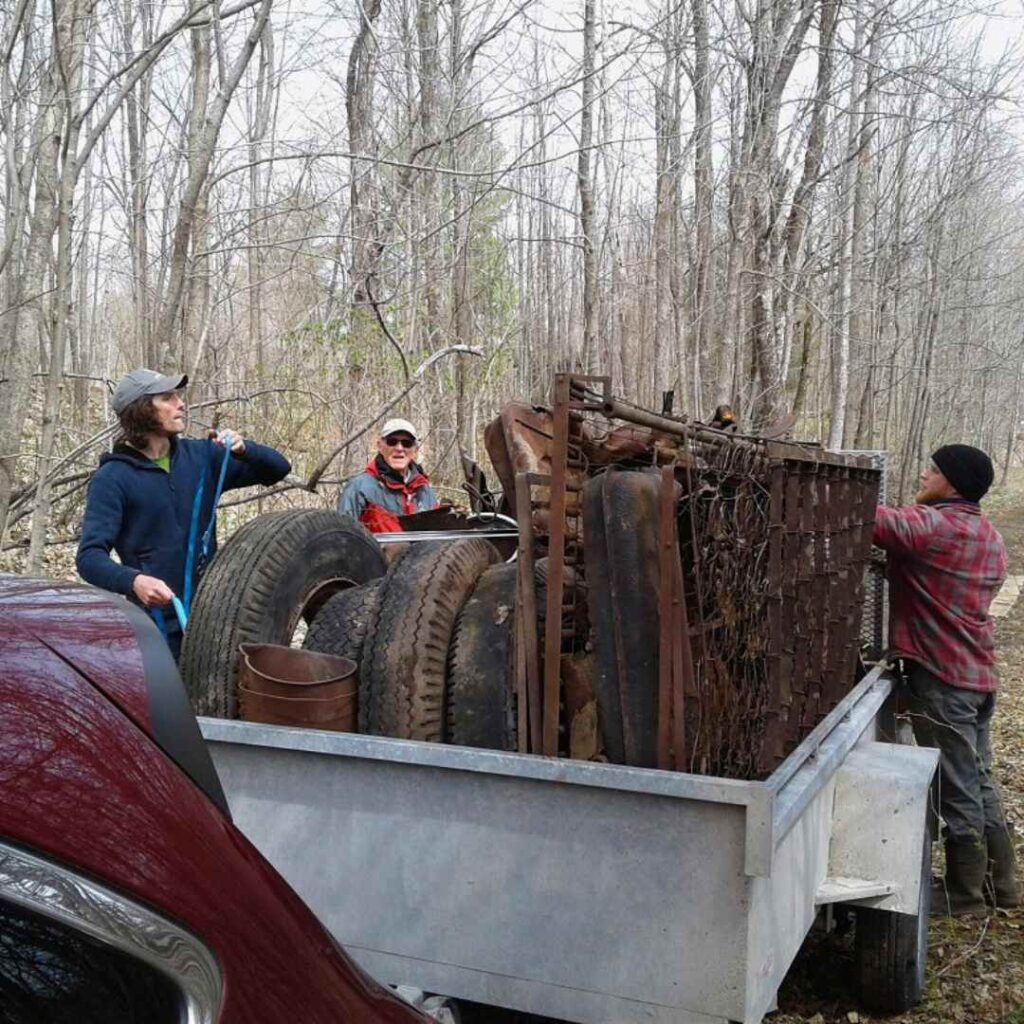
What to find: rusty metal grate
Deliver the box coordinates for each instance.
[839,450,888,662]
[507,374,882,780]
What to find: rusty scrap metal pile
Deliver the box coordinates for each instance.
[486,374,881,781]
[197,370,881,785]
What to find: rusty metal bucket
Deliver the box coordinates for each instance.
[237,643,357,731]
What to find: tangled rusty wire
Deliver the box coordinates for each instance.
[547,378,881,780]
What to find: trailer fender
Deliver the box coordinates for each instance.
[819,740,939,914]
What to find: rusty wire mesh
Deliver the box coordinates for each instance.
[552,380,881,780]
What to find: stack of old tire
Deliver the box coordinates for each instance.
[180,509,523,751]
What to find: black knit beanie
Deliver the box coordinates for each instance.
[931,444,994,502]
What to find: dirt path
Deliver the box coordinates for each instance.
[773,495,1024,1024]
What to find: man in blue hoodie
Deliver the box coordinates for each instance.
[77,369,291,658]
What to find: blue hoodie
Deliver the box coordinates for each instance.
[76,437,290,633]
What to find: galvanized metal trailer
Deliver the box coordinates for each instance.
[200,663,937,1024]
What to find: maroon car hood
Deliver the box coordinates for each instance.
[0,575,153,735]
[0,573,427,1023]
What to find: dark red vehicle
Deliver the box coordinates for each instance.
[0,574,428,1024]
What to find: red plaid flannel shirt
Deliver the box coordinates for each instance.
[873,500,1007,691]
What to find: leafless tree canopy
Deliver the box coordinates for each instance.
[2,0,1023,568]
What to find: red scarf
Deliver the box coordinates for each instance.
[360,457,432,533]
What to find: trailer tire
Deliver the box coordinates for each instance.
[303,580,383,665]
[181,510,386,718]
[360,539,499,740]
[447,563,518,750]
[854,831,931,1013]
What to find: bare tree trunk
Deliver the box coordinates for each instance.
[416,0,441,349]
[653,30,677,405]
[449,0,479,454]
[845,11,880,448]
[0,9,64,541]
[779,0,837,388]
[0,0,37,380]
[248,22,273,386]
[828,0,865,449]
[155,0,274,364]
[742,0,816,427]
[1001,333,1024,486]
[124,0,155,365]
[716,70,744,406]
[577,0,597,372]
[346,0,384,384]
[26,0,97,570]
[792,306,813,420]
[691,0,714,409]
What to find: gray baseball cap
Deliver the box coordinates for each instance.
[112,369,188,415]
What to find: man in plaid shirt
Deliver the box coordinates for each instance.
[874,444,1020,915]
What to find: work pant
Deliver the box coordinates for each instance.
[905,662,1007,842]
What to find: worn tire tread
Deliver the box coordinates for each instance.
[447,563,518,749]
[181,510,385,717]
[360,539,498,740]
[303,580,383,665]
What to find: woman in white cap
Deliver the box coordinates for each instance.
[76,369,290,658]
[337,418,438,532]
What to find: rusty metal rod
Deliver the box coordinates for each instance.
[541,375,573,757]
[657,466,676,771]
[596,391,861,466]
[514,472,543,754]
[600,397,735,447]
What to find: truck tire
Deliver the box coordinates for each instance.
[447,563,518,750]
[303,580,383,666]
[445,557,576,751]
[582,474,624,763]
[854,831,931,1013]
[181,510,386,718]
[360,539,499,740]
[583,471,661,767]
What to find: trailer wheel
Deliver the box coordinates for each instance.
[303,580,383,666]
[447,563,518,750]
[854,831,931,1013]
[181,510,386,718]
[360,539,499,740]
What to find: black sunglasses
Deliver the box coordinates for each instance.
[384,435,416,449]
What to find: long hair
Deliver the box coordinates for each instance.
[116,396,161,450]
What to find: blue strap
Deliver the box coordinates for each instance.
[182,432,232,615]
[201,432,234,561]
[150,596,188,635]
[169,595,188,631]
[181,474,206,615]
[153,433,234,642]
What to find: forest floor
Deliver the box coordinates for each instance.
[771,481,1024,1024]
